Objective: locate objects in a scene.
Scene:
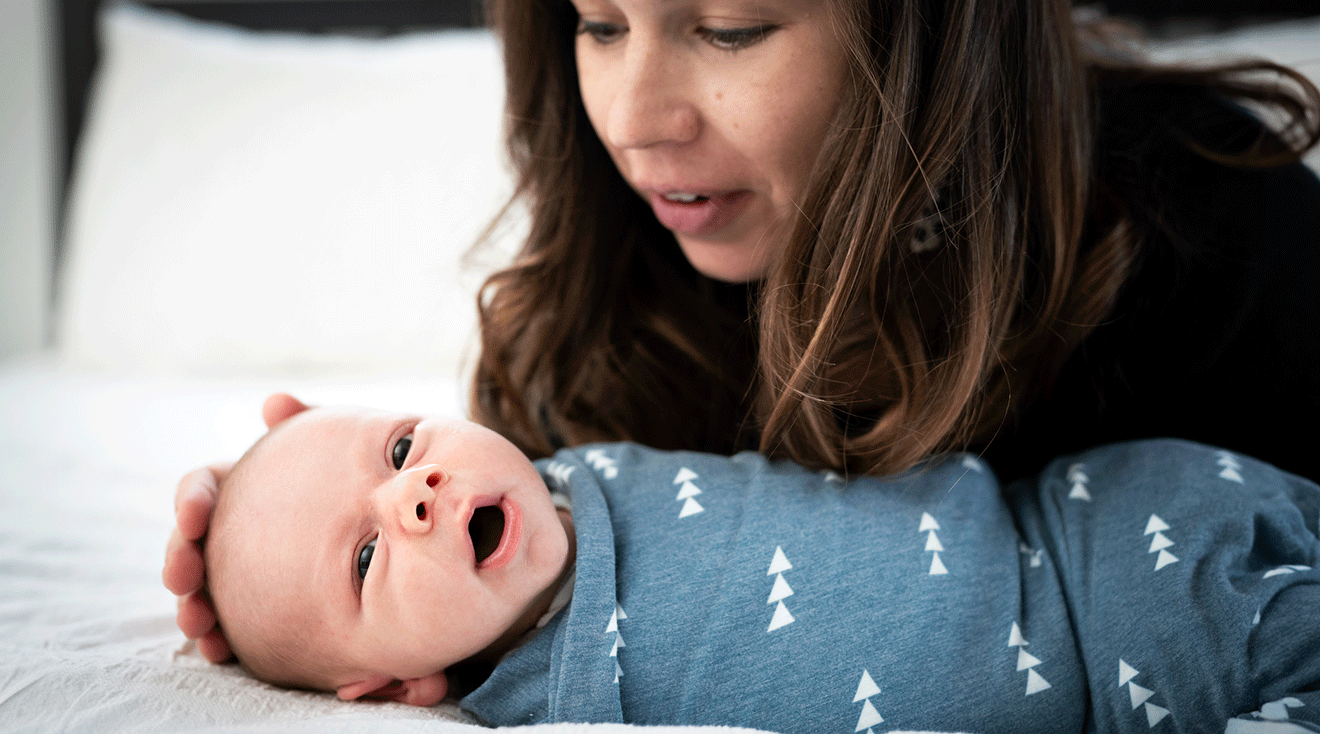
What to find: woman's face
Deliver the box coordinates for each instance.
[572,0,849,283]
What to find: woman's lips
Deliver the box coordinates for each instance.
[476,497,521,571]
[646,190,751,237]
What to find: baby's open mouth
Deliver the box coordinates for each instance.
[469,505,506,564]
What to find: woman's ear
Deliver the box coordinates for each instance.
[261,393,310,429]
[336,672,448,707]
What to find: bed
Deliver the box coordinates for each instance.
[1,1,1317,731]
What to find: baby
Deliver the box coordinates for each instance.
[205,394,1320,733]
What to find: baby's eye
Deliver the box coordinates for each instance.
[357,538,376,582]
[391,434,413,470]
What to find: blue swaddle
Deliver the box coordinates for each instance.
[462,439,1320,733]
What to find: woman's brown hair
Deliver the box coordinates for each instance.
[472,0,1320,474]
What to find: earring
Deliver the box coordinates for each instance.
[910,198,945,253]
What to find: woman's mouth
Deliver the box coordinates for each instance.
[471,498,521,570]
[647,190,751,236]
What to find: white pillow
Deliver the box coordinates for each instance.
[59,3,519,378]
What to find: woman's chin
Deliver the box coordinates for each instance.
[677,238,775,284]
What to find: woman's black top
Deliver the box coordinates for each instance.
[982,82,1320,483]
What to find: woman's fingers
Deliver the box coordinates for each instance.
[174,463,231,540]
[167,461,237,664]
[197,629,233,663]
[176,591,217,639]
[163,527,205,595]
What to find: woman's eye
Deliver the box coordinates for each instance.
[391,434,413,470]
[577,20,625,44]
[357,538,376,583]
[698,24,776,52]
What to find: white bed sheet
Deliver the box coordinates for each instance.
[0,357,781,733]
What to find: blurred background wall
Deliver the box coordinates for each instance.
[0,0,55,360]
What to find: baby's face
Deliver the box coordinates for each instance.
[216,405,570,700]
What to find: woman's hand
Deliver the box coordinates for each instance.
[164,462,234,662]
[162,392,311,662]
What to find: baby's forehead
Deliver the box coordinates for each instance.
[249,405,404,464]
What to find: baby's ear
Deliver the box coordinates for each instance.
[337,672,448,707]
[261,393,310,429]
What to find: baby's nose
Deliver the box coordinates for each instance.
[388,464,445,534]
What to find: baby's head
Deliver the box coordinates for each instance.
[205,394,573,705]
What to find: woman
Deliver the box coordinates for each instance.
[167,0,1320,662]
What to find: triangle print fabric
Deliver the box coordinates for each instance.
[1008,623,1053,696]
[852,670,884,731]
[673,467,705,518]
[461,440,1320,734]
[765,546,796,633]
[919,513,950,575]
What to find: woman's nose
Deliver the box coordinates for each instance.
[603,39,699,150]
[381,464,446,535]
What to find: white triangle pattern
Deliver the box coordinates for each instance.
[1118,660,1171,728]
[584,449,619,479]
[674,470,705,518]
[1143,515,1178,571]
[1019,542,1044,568]
[1026,669,1053,695]
[852,670,884,731]
[544,461,575,488]
[962,455,984,473]
[1145,704,1171,727]
[606,604,628,682]
[920,513,949,575]
[1259,697,1306,720]
[1067,463,1093,501]
[675,481,702,499]
[824,470,845,485]
[767,573,794,604]
[853,670,881,702]
[1119,659,1140,686]
[1143,515,1170,534]
[1147,532,1174,553]
[1008,622,1052,695]
[678,497,705,518]
[1129,682,1154,709]
[767,601,795,632]
[765,547,796,632]
[1216,451,1245,484]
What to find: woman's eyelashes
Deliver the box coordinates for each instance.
[575,19,778,51]
[698,24,777,51]
[357,537,376,586]
[577,20,624,44]
[391,433,413,471]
